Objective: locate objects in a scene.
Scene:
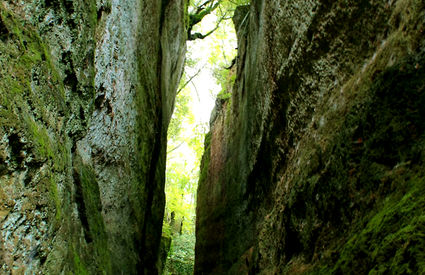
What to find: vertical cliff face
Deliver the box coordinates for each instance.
[0,0,186,274]
[196,1,425,274]
[75,0,186,273]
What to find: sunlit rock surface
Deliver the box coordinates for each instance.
[0,0,186,273]
[195,1,425,274]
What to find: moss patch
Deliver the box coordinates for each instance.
[0,3,100,273]
[198,132,212,186]
[270,2,425,272]
[72,247,89,275]
[312,171,425,274]
[0,5,70,224]
[73,156,112,274]
[295,22,425,275]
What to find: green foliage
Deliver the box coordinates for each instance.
[187,0,249,40]
[168,85,194,143]
[165,69,208,234]
[196,3,239,99]
[188,0,250,15]
[163,70,207,273]
[216,68,236,100]
[163,1,249,273]
[165,160,197,233]
[162,222,172,238]
[164,233,196,275]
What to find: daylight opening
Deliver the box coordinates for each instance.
[160,1,245,273]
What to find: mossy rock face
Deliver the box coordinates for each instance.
[0,5,71,272]
[1,0,99,273]
[1,0,187,274]
[195,0,425,274]
[280,48,425,274]
[72,0,187,273]
[72,156,112,274]
[326,174,425,274]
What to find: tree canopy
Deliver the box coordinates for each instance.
[188,0,250,40]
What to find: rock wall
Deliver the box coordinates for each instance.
[195,1,425,274]
[0,0,186,274]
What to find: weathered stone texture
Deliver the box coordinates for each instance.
[196,1,425,274]
[0,0,186,274]
[75,0,186,273]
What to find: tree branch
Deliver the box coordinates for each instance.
[195,0,215,14]
[189,0,221,27]
[177,67,203,94]
[188,25,218,40]
[167,141,185,154]
[188,10,228,41]
[188,0,222,39]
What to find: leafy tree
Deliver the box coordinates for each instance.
[188,0,250,40]
[162,1,250,274]
[163,80,200,274]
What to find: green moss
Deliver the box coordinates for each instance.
[198,132,212,185]
[49,175,62,221]
[0,5,72,226]
[183,0,189,33]
[313,173,425,274]
[74,157,112,273]
[72,247,89,275]
[0,6,65,100]
[24,114,69,172]
[0,2,102,273]
[317,0,424,143]
[216,68,236,100]
[281,4,425,271]
[0,5,67,132]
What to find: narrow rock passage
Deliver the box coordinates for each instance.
[2,1,425,274]
[161,7,239,273]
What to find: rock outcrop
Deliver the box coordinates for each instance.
[196,1,425,274]
[0,0,186,273]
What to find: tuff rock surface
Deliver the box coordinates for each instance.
[196,1,425,274]
[0,0,186,274]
